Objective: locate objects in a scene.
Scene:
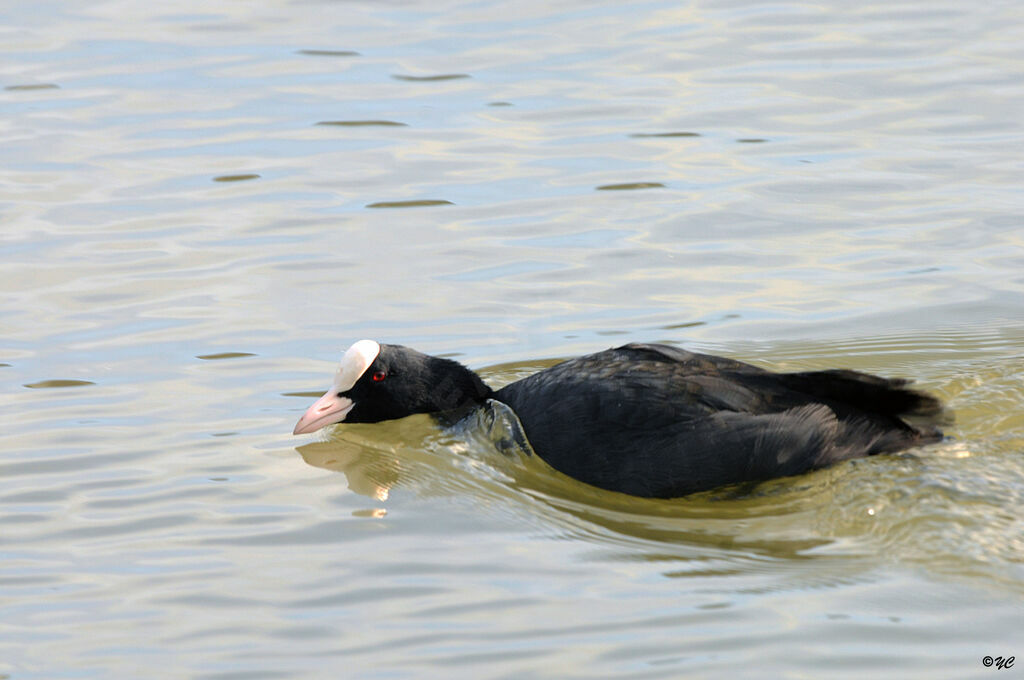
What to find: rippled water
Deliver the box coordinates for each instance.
[3,0,1023,678]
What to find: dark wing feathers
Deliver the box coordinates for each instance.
[774,368,943,418]
[495,343,942,498]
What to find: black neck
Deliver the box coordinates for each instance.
[424,357,494,411]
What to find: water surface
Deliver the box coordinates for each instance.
[2,0,1023,678]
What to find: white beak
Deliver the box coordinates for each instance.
[292,339,380,435]
[292,391,355,434]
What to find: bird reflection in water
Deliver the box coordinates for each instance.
[295,437,399,501]
[293,401,534,503]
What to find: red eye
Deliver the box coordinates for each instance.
[372,370,387,382]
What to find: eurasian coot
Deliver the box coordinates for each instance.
[293,340,944,497]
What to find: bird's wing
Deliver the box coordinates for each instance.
[492,343,939,497]
[497,365,852,497]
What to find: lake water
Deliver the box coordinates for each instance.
[2,0,1023,677]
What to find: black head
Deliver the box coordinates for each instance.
[293,340,493,434]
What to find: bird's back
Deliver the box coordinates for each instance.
[493,343,942,497]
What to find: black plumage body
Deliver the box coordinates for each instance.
[493,343,942,497]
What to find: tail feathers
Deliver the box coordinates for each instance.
[779,369,944,421]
